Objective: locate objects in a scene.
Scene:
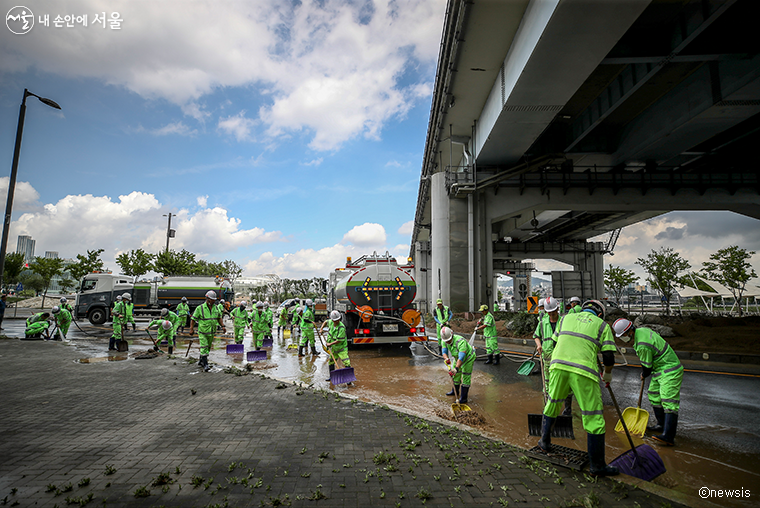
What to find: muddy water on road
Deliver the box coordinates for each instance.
[52,321,759,507]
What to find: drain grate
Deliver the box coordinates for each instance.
[526,445,588,471]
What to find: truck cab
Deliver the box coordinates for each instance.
[75,273,134,325]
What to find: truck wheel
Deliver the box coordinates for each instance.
[88,308,107,325]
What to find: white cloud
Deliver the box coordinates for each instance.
[197,195,208,207]
[217,111,257,142]
[302,158,323,167]
[152,121,197,137]
[0,177,40,211]
[397,220,414,236]
[1,0,445,150]
[9,186,281,269]
[342,223,386,246]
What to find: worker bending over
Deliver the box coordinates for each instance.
[147,319,176,354]
[52,305,72,340]
[189,291,225,372]
[440,326,476,404]
[539,300,618,476]
[320,310,351,383]
[25,311,51,338]
[613,318,683,446]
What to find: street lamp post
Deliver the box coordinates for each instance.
[0,89,61,292]
[163,213,175,253]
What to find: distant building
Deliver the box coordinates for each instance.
[44,251,59,259]
[16,235,35,262]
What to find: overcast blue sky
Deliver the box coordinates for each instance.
[2,0,758,284]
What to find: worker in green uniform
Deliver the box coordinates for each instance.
[52,305,72,340]
[176,297,190,334]
[440,326,476,404]
[25,311,51,338]
[566,296,581,314]
[160,307,180,334]
[59,297,74,314]
[249,301,268,349]
[264,302,274,341]
[613,318,683,446]
[299,299,319,356]
[189,291,225,372]
[109,295,125,351]
[277,306,287,337]
[533,297,573,416]
[230,301,249,344]
[147,319,176,354]
[539,299,618,476]
[122,293,136,331]
[320,310,351,382]
[433,299,453,354]
[292,302,303,343]
[475,304,499,364]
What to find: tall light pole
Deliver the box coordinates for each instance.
[163,213,175,253]
[0,89,61,292]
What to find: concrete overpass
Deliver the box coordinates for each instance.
[411,0,760,313]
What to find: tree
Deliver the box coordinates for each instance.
[68,249,105,284]
[2,252,26,291]
[702,245,757,317]
[265,275,283,303]
[221,260,243,284]
[58,278,76,294]
[29,256,65,308]
[604,265,639,304]
[19,272,44,296]
[153,249,196,277]
[636,247,690,314]
[116,249,155,277]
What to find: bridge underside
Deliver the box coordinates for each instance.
[412,0,760,313]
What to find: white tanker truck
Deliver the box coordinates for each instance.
[327,252,426,346]
[75,272,233,325]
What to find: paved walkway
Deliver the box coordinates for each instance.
[0,338,689,508]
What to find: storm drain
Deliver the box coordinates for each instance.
[526,445,588,471]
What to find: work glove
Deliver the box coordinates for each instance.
[444,358,451,365]
[602,371,612,384]
[448,367,457,377]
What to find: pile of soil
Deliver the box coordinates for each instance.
[445,313,760,356]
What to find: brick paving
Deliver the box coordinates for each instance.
[0,339,687,507]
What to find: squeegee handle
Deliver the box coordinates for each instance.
[598,359,639,457]
[637,379,644,409]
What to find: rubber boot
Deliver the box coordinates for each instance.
[494,353,500,365]
[485,354,493,365]
[446,384,459,396]
[652,412,678,446]
[459,385,470,404]
[311,345,320,356]
[201,355,211,372]
[587,433,619,476]
[562,394,573,417]
[132,323,136,331]
[647,406,665,434]
[298,346,305,357]
[108,336,116,351]
[537,416,556,453]
[168,346,173,355]
[326,363,335,382]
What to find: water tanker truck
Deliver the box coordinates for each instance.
[327,251,426,345]
[75,272,233,325]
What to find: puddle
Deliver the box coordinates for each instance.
[75,356,128,363]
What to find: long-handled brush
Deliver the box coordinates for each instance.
[317,328,356,385]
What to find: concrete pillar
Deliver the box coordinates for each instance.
[414,241,430,315]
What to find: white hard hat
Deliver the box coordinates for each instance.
[613,318,633,341]
[543,296,559,312]
[181,296,188,302]
[220,299,225,304]
[330,310,341,321]
[256,302,264,308]
[305,299,313,306]
[441,326,454,343]
[538,298,546,308]
[60,297,67,303]
[122,293,131,300]
[240,301,247,308]
[160,308,169,316]
[205,290,217,300]
[582,299,606,319]
[162,320,172,330]
[52,306,60,314]
[570,296,581,304]
[116,295,122,301]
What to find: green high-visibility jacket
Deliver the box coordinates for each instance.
[27,312,48,326]
[148,319,175,341]
[550,311,617,382]
[55,309,72,326]
[434,305,452,326]
[176,302,190,317]
[230,307,249,327]
[301,307,315,330]
[192,303,222,335]
[249,308,268,332]
[633,327,681,375]
[327,320,347,351]
[264,307,273,326]
[162,310,179,327]
[112,301,125,323]
[481,312,497,338]
[533,313,550,338]
[534,314,557,356]
[442,334,476,362]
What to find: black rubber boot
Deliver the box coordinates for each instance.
[652,412,678,446]
[587,433,619,476]
[538,416,555,453]
[459,385,470,404]
[298,346,305,357]
[311,346,320,356]
[562,394,573,417]
[446,384,459,397]
[108,336,116,350]
[485,354,493,364]
[494,353,500,365]
[168,346,173,355]
[132,323,136,331]
[200,355,211,372]
[647,406,665,433]
[326,364,335,382]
